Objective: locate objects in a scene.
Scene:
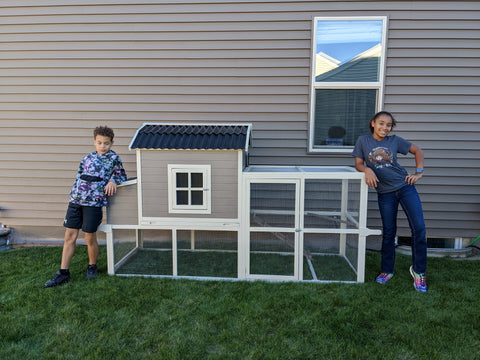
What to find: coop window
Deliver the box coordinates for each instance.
[168,164,211,214]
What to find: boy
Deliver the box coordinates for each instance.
[45,126,127,287]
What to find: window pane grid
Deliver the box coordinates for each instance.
[174,171,204,206]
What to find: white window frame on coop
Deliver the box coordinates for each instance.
[167,164,211,214]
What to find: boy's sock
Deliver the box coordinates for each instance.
[60,269,70,275]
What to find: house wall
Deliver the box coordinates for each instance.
[140,150,239,219]
[0,0,478,242]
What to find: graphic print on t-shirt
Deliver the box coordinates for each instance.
[368,147,393,169]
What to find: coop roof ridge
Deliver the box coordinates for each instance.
[129,122,252,151]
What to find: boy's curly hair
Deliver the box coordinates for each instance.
[94,126,115,141]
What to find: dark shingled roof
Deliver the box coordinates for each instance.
[129,123,251,150]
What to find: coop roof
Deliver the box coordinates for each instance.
[129,123,251,151]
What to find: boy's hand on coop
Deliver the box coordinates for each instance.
[104,181,118,196]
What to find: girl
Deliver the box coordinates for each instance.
[352,111,427,292]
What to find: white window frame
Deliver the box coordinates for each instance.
[168,164,211,214]
[308,16,388,153]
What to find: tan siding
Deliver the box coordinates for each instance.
[0,0,478,241]
[140,150,238,219]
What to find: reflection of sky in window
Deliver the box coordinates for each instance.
[316,20,382,64]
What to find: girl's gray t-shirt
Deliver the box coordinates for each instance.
[352,134,411,194]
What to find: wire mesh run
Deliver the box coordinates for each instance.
[113,229,238,278]
[247,176,364,282]
[104,166,376,283]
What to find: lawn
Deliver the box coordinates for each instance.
[1,246,479,360]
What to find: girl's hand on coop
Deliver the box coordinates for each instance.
[364,168,379,189]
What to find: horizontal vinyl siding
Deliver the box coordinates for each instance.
[0,0,478,241]
[383,6,480,238]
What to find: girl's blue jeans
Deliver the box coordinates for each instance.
[377,184,427,274]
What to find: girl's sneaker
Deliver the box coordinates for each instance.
[376,272,393,284]
[409,266,427,292]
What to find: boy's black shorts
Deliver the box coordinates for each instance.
[64,203,103,233]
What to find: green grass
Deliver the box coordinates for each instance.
[1,246,480,360]
[116,247,357,281]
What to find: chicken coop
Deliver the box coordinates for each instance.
[99,123,380,283]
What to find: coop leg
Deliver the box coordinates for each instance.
[105,227,114,275]
[357,235,366,283]
[172,229,178,276]
[136,228,143,249]
[190,230,195,250]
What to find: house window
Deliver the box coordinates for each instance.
[309,17,387,153]
[168,164,211,214]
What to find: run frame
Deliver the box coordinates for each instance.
[100,166,380,283]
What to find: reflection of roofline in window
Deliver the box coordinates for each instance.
[316,43,382,82]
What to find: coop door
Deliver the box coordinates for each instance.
[247,179,301,280]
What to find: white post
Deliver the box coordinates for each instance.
[190,230,195,250]
[339,179,348,256]
[297,178,304,280]
[357,175,369,283]
[237,151,247,279]
[136,228,143,249]
[136,150,144,225]
[105,226,114,275]
[237,176,248,279]
[172,228,178,277]
[357,235,366,283]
